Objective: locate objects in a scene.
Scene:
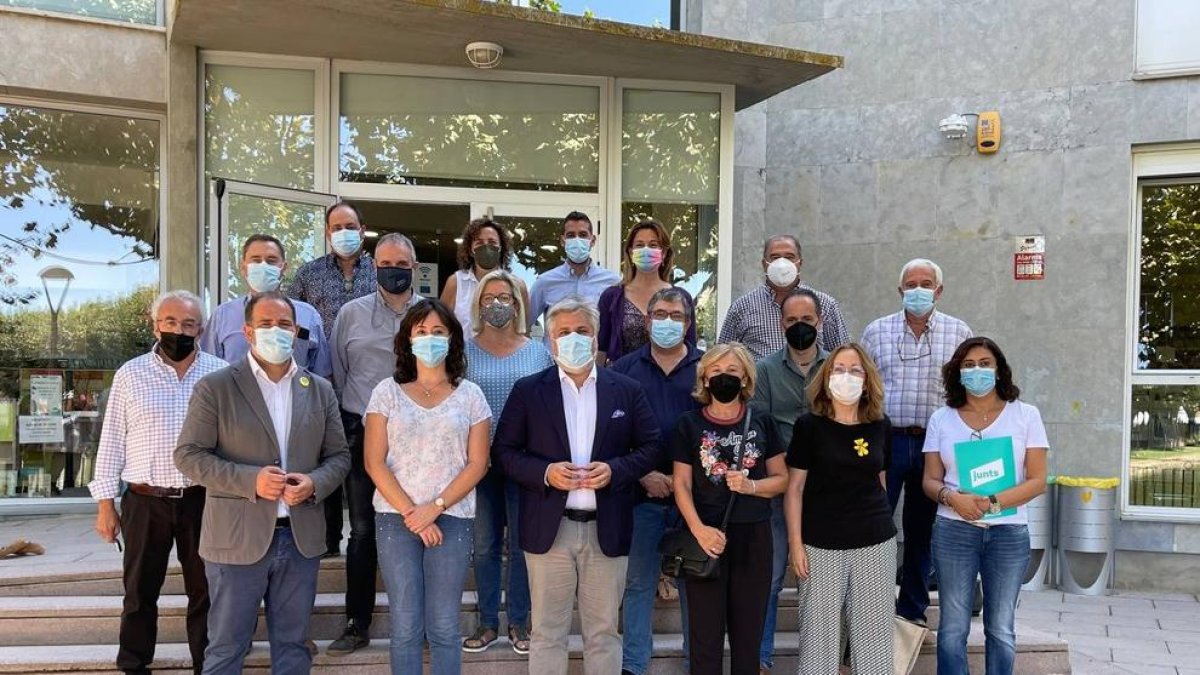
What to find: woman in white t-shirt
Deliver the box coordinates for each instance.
[921,336,1048,675]
[364,299,491,675]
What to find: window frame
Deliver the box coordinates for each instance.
[1134,0,1200,79]
[0,94,166,511]
[1124,143,1200,521]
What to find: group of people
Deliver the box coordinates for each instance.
[89,203,1048,675]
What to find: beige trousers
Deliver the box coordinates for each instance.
[524,518,629,675]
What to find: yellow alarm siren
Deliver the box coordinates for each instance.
[977,111,1001,154]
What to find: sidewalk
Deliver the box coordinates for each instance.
[4,514,1200,674]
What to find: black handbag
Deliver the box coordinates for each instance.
[659,409,752,581]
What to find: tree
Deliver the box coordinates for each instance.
[1139,183,1200,369]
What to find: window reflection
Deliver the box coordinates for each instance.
[0,0,158,24]
[1138,182,1200,370]
[1130,384,1200,509]
[0,103,159,498]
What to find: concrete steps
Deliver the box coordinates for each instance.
[0,623,1071,675]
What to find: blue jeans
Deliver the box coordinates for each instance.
[473,466,530,628]
[202,526,319,675]
[759,495,788,668]
[621,501,689,675]
[887,432,937,622]
[377,513,474,675]
[932,517,1030,675]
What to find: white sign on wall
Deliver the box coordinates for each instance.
[415,263,439,298]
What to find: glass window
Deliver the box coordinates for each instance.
[0,0,158,24]
[223,194,326,300]
[204,64,317,301]
[0,103,160,498]
[621,89,721,347]
[339,73,600,192]
[1130,384,1200,509]
[555,0,678,28]
[1136,0,1200,77]
[1137,181,1200,370]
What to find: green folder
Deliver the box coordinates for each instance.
[953,435,1018,519]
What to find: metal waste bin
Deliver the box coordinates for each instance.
[1021,489,1054,591]
[1056,477,1119,596]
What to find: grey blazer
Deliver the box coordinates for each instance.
[174,357,350,565]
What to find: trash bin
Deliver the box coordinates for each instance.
[1021,488,1054,591]
[1056,476,1119,596]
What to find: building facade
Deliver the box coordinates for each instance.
[701,0,1200,589]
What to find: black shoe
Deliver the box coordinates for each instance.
[327,621,370,656]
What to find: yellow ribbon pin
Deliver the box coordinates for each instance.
[300,376,310,388]
[853,438,869,457]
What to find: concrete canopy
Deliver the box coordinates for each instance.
[169,0,841,110]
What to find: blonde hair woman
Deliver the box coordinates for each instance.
[784,343,895,675]
[671,342,788,675]
[462,269,552,655]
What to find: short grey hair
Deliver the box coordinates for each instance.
[545,296,599,335]
[762,234,802,260]
[376,232,417,260]
[150,289,204,321]
[470,269,527,336]
[899,258,943,287]
[647,287,694,321]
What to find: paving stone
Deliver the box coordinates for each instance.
[1059,611,1160,629]
[1110,625,1200,645]
[1113,646,1200,667]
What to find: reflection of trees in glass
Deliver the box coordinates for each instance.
[0,105,159,306]
[205,66,318,295]
[1139,183,1200,369]
[1129,384,1200,508]
[1,0,156,24]
[0,285,156,368]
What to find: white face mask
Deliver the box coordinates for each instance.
[766,258,799,287]
[829,373,865,404]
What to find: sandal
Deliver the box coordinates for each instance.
[462,626,498,653]
[508,625,530,655]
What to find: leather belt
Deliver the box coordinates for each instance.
[127,483,187,499]
[275,517,291,529]
[896,426,926,436]
[563,509,597,522]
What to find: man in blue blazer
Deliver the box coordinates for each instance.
[494,296,660,675]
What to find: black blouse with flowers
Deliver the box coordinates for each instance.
[671,402,783,526]
[786,412,895,550]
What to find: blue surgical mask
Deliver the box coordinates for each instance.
[253,327,295,365]
[903,287,936,316]
[246,262,282,293]
[330,229,362,257]
[555,332,594,372]
[960,367,997,397]
[411,334,450,367]
[563,238,592,264]
[650,318,685,349]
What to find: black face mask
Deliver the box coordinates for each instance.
[474,244,501,270]
[377,267,413,295]
[707,373,743,404]
[785,321,818,351]
[158,331,195,362]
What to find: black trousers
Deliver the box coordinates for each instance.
[684,519,773,675]
[341,408,378,627]
[117,487,208,674]
[325,484,344,552]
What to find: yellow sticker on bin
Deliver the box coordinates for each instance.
[1054,476,1120,489]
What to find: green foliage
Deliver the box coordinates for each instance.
[1139,183,1200,368]
[0,285,156,369]
[0,0,156,24]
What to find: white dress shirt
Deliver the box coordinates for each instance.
[89,348,228,500]
[558,366,598,511]
[248,355,298,517]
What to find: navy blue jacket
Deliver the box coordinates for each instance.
[492,365,661,557]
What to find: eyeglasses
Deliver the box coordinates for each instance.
[831,366,866,377]
[481,293,514,306]
[896,332,932,361]
[650,310,687,322]
[156,318,200,332]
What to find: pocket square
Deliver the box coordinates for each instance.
[611,409,626,419]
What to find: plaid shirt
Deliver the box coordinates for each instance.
[717,283,851,360]
[861,310,973,428]
[288,252,377,340]
[89,349,228,500]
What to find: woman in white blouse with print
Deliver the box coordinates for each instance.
[364,298,491,675]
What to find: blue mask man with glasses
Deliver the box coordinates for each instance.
[860,258,973,625]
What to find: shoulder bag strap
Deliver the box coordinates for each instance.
[718,407,753,532]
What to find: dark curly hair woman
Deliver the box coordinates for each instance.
[440,218,530,331]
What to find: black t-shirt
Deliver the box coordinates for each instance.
[670,402,783,526]
[786,413,896,550]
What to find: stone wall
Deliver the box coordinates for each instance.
[700,0,1200,573]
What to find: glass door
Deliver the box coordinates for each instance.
[208,178,337,306]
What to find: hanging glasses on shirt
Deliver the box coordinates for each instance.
[896,330,933,361]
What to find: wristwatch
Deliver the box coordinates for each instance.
[434,497,446,510]
[987,494,1002,515]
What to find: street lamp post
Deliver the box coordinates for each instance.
[38,266,74,358]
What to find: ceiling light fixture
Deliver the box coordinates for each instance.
[465,42,504,69]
